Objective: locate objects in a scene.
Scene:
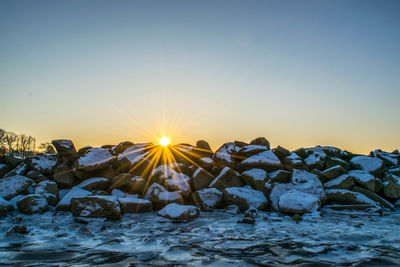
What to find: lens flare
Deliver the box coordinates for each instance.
[159,136,171,147]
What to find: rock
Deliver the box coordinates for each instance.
[196,140,212,153]
[71,195,121,219]
[78,146,92,154]
[209,167,243,191]
[304,153,325,170]
[0,175,33,200]
[52,139,77,154]
[348,170,376,192]
[191,168,215,191]
[238,211,256,224]
[250,137,270,149]
[56,186,92,211]
[278,190,320,214]
[325,189,378,206]
[306,146,346,158]
[113,141,135,154]
[323,174,355,190]
[53,162,76,188]
[4,162,29,178]
[17,194,49,214]
[110,173,145,194]
[0,163,9,178]
[2,155,23,169]
[26,154,58,176]
[194,188,223,211]
[382,174,400,199]
[214,142,240,167]
[75,147,116,172]
[268,170,291,183]
[77,177,110,191]
[116,146,149,173]
[292,214,302,222]
[25,170,45,183]
[241,150,283,171]
[118,197,152,213]
[270,169,326,211]
[241,168,267,191]
[144,183,183,210]
[0,197,14,213]
[350,155,386,176]
[9,225,28,234]
[388,167,400,176]
[372,150,400,166]
[34,180,59,206]
[281,153,304,170]
[223,185,268,212]
[352,186,395,211]
[324,157,351,171]
[321,165,346,181]
[158,203,200,220]
[150,164,184,185]
[322,204,382,213]
[273,146,291,158]
[111,189,139,199]
[165,174,190,197]
[224,204,240,214]
[198,157,214,171]
[238,145,268,158]
[293,148,307,158]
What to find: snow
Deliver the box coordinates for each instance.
[348,170,375,183]
[118,197,150,205]
[224,186,268,210]
[158,203,199,219]
[31,155,57,171]
[118,146,149,165]
[79,203,103,217]
[215,142,239,163]
[111,189,139,198]
[77,177,109,188]
[0,175,33,200]
[157,191,182,201]
[200,157,213,164]
[326,189,377,205]
[78,147,114,167]
[350,156,383,174]
[58,140,73,148]
[0,197,13,212]
[18,194,48,213]
[324,174,352,188]
[195,188,223,210]
[242,168,267,181]
[165,176,190,193]
[239,145,268,153]
[304,153,323,166]
[56,187,92,210]
[278,190,320,213]
[241,150,281,165]
[8,195,25,209]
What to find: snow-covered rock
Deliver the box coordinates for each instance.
[110,173,145,194]
[321,165,346,181]
[241,168,267,191]
[118,197,152,213]
[323,174,355,190]
[372,150,400,166]
[34,180,59,206]
[26,154,58,176]
[165,174,190,196]
[158,203,200,220]
[111,188,138,198]
[70,195,121,219]
[209,167,243,191]
[278,190,320,214]
[198,157,214,171]
[144,183,183,210]
[352,186,395,211]
[0,163,9,178]
[116,146,149,173]
[382,175,400,199]
[4,162,29,178]
[0,175,33,200]
[268,170,291,183]
[0,197,14,213]
[214,142,240,167]
[325,189,378,206]
[77,177,110,191]
[191,168,215,191]
[52,139,77,154]
[281,152,303,169]
[17,194,49,214]
[350,155,385,176]
[304,152,325,170]
[348,170,376,192]
[241,150,283,171]
[250,137,270,148]
[194,188,223,211]
[223,186,268,212]
[56,186,92,211]
[238,145,268,158]
[53,162,76,188]
[76,147,116,172]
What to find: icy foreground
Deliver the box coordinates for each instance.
[1,211,400,266]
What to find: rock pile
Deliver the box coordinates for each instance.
[1,138,399,221]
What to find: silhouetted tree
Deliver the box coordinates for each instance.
[39,142,56,154]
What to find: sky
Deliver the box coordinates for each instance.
[0,0,399,153]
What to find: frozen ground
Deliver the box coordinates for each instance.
[1,210,400,266]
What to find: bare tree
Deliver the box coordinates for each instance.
[19,134,31,158]
[39,142,56,154]
[5,131,17,155]
[0,129,6,153]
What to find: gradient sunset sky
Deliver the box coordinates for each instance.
[1,0,399,153]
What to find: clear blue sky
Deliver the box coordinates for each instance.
[1,0,399,153]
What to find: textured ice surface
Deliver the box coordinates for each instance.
[1,210,400,266]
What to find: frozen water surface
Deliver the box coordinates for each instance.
[1,210,400,266]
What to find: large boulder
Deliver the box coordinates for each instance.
[325,189,378,206]
[352,186,395,211]
[214,142,241,168]
[34,180,59,206]
[26,154,58,176]
[348,170,376,192]
[209,167,243,191]
[281,153,304,170]
[77,177,110,191]
[113,141,135,154]
[17,194,49,214]
[75,147,116,172]
[321,165,346,181]
[190,168,215,191]
[223,186,268,212]
[56,186,92,211]
[70,195,121,219]
[0,163,10,178]
[52,139,77,154]
[268,170,291,183]
[382,174,400,199]
[278,190,320,214]
[372,150,400,166]
[350,156,386,176]
[0,197,14,213]
[144,183,183,210]
[238,145,268,158]
[241,150,283,171]
[118,197,152,213]
[116,146,149,173]
[53,162,76,188]
[110,173,146,194]
[194,188,223,211]
[249,137,270,149]
[304,153,325,170]
[196,140,212,151]
[0,175,33,200]
[4,162,29,178]
[323,174,355,190]
[158,203,200,220]
[241,168,267,191]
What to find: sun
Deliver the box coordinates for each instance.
[159,136,171,147]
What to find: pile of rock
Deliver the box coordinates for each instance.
[1,138,399,221]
